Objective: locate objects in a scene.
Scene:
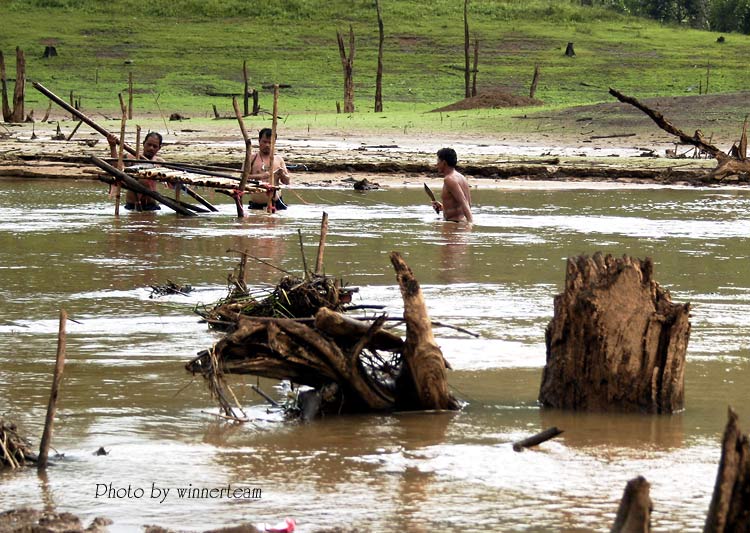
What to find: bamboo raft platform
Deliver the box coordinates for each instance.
[111,164,268,194]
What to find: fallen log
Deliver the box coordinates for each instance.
[539,253,690,413]
[609,87,750,181]
[512,426,563,452]
[704,407,750,533]
[611,476,653,533]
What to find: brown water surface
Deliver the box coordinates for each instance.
[1,179,749,532]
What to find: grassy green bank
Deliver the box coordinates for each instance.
[2,0,750,137]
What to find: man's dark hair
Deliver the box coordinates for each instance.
[437,147,457,167]
[144,132,163,146]
[258,128,276,141]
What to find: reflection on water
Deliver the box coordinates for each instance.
[1,180,749,532]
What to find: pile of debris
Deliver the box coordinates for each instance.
[187,252,460,420]
[0,417,36,468]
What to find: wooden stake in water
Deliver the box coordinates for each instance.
[38,309,67,470]
[114,93,127,216]
[135,125,141,159]
[315,211,329,275]
[266,84,279,213]
[232,95,252,217]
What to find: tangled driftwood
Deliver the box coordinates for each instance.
[187,252,459,419]
[0,418,35,468]
[539,253,690,413]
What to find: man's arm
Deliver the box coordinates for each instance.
[274,156,291,185]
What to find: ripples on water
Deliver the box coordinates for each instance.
[0,180,748,532]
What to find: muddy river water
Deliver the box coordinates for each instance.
[1,178,749,532]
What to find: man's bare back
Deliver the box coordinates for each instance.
[433,147,472,223]
[440,169,472,223]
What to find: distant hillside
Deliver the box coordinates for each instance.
[1,0,749,120]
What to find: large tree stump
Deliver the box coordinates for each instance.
[539,253,690,413]
[390,251,459,410]
[611,476,652,533]
[704,407,750,533]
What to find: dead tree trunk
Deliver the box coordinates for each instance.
[336,26,355,113]
[10,47,25,124]
[242,60,250,116]
[471,39,478,97]
[464,0,471,98]
[530,64,540,99]
[251,88,259,116]
[704,407,750,533]
[390,251,459,410]
[374,0,384,113]
[0,51,10,122]
[539,253,690,413]
[611,476,653,533]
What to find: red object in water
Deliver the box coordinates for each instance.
[260,518,295,533]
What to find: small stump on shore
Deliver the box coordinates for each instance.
[539,253,690,413]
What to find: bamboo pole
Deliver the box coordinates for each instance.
[114,93,127,216]
[66,120,83,141]
[267,84,279,213]
[38,309,67,470]
[315,211,329,275]
[32,82,137,155]
[232,95,252,217]
[91,156,197,216]
[135,125,141,159]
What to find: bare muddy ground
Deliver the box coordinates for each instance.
[3,92,747,188]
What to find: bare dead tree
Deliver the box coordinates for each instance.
[0,51,10,122]
[243,60,250,116]
[11,47,25,124]
[530,65,540,99]
[375,0,384,113]
[336,25,355,113]
[1,48,26,123]
[464,0,471,97]
[472,38,479,97]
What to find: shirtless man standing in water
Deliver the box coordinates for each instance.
[107,131,165,211]
[431,147,473,223]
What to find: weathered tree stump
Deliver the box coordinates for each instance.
[611,476,652,533]
[704,407,750,533]
[539,253,690,413]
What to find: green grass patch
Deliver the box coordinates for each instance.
[2,0,749,136]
